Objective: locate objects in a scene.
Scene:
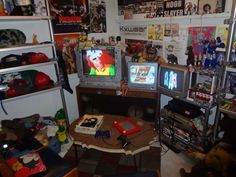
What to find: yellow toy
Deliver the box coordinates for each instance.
[56,126,68,144]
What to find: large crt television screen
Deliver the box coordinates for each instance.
[81,48,116,76]
[158,64,189,98]
[76,46,123,89]
[128,62,158,91]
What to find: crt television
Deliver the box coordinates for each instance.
[76,46,124,89]
[127,62,158,91]
[158,63,190,98]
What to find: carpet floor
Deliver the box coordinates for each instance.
[64,146,161,177]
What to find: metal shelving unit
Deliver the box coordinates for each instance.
[213,0,236,141]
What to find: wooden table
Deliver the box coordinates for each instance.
[69,114,158,156]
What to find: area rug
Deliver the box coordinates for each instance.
[64,146,161,177]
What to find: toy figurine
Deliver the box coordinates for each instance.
[56,126,68,144]
[185,46,195,66]
[55,108,67,128]
[167,54,178,64]
[203,37,225,69]
[55,109,68,144]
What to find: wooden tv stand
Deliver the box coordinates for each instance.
[76,85,160,122]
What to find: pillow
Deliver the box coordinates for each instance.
[6,151,47,177]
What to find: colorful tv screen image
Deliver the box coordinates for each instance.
[82,48,116,76]
[159,68,184,91]
[130,65,156,85]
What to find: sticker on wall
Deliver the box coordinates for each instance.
[48,0,90,34]
[120,25,147,36]
[90,0,107,33]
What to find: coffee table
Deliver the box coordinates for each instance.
[69,114,158,169]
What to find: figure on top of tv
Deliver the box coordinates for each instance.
[86,49,115,76]
[143,46,166,65]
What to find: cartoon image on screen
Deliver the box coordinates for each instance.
[164,70,177,90]
[130,65,155,85]
[83,49,115,76]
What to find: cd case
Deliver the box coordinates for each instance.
[75,114,104,135]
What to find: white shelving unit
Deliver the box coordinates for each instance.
[0,0,68,124]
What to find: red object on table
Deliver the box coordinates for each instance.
[113,117,141,135]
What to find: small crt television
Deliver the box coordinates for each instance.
[76,46,124,89]
[158,63,190,98]
[128,62,158,91]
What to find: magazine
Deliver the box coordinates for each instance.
[75,114,104,135]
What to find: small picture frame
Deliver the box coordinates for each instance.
[114,118,141,135]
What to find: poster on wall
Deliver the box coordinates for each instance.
[90,0,107,33]
[164,23,179,37]
[215,25,229,47]
[48,0,90,34]
[147,24,164,41]
[198,0,225,15]
[125,39,152,62]
[188,26,216,58]
[164,40,187,65]
[54,33,80,74]
[152,41,164,58]
[184,0,198,15]
[163,0,185,17]
[118,0,163,19]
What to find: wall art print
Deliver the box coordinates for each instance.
[48,0,90,34]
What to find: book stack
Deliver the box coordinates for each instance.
[74,114,104,135]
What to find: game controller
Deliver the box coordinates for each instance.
[117,134,130,148]
[95,130,111,138]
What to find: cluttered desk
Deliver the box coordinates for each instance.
[69,114,158,156]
